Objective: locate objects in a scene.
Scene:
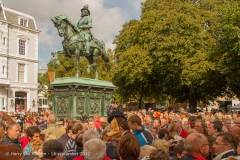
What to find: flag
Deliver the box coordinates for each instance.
[48,71,55,83]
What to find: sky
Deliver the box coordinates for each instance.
[2,0,145,69]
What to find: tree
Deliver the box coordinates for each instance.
[113,0,227,112]
[216,0,240,98]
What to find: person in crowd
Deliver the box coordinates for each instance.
[117,133,140,160]
[0,124,5,142]
[194,119,208,136]
[149,149,171,160]
[0,144,23,160]
[82,129,101,144]
[65,121,83,154]
[153,118,161,130]
[29,140,43,160]
[107,101,118,118]
[73,128,109,160]
[161,118,168,129]
[106,111,130,160]
[152,139,170,153]
[20,125,41,155]
[21,122,33,137]
[0,122,21,149]
[169,123,183,141]
[143,115,153,129]
[64,132,84,160]
[212,132,238,160]
[87,119,95,129]
[43,139,64,160]
[41,114,65,139]
[234,118,240,128]
[158,128,171,140]
[188,116,197,129]
[206,135,216,160]
[56,118,65,133]
[224,118,232,131]
[229,125,240,142]
[171,117,188,138]
[83,138,109,160]
[138,145,156,160]
[58,118,74,148]
[173,142,186,160]
[128,114,153,147]
[151,127,159,140]
[93,113,101,132]
[180,133,210,160]
[207,121,223,138]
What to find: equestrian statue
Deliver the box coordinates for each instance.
[51,5,109,79]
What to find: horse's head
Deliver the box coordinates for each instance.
[52,15,79,38]
[51,16,67,37]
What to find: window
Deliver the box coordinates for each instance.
[20,18,28,27]
[19,39,26,55]
[18,64,25,82]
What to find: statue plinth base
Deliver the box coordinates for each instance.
[49,77,116,118]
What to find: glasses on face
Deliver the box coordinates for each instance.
[235,122,240,124]
[214,142,228,146]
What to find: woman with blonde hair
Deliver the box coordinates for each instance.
[152,139,170,153]
[169,123,182,141]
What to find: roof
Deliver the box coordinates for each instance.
[0,4,37,30]
[49,77,117,89]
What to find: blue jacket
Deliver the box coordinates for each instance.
[133,126,153,147]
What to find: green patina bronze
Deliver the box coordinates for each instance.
[50,5,116,118]
[49,77,117,118]
[51,5,109,79]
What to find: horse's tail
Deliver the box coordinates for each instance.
[100,40,109,63]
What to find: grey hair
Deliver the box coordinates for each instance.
[83,138,106,160]
[82,129,100,143]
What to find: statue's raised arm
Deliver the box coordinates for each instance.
[77,5,92,54]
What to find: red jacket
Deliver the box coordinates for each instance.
[180,128,188,138]
[19,136,29,149]
[73,155,110,160]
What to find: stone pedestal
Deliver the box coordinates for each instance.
[49,77,116,118]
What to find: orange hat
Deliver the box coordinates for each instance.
[154,112,161,118]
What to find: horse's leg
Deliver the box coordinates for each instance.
[92,49,99,79]
[75,49,80,77]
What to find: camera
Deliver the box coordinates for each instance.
[172,140,178,145]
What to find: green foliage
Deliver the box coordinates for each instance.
[113,0,232,110]
[216,0,240,97]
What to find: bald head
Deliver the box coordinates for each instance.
[47,114,57,124]
[230,125,240,141]
[185,133,209,157]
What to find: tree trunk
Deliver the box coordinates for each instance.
[189,93,197,113]
[139,95,142,110]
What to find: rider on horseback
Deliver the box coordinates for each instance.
[77,5,92,55]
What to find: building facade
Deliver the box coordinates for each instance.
[0,1,40,112]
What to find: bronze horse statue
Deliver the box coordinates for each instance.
[51,15,109,79]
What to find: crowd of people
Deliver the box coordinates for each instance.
[0,104,239,160]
